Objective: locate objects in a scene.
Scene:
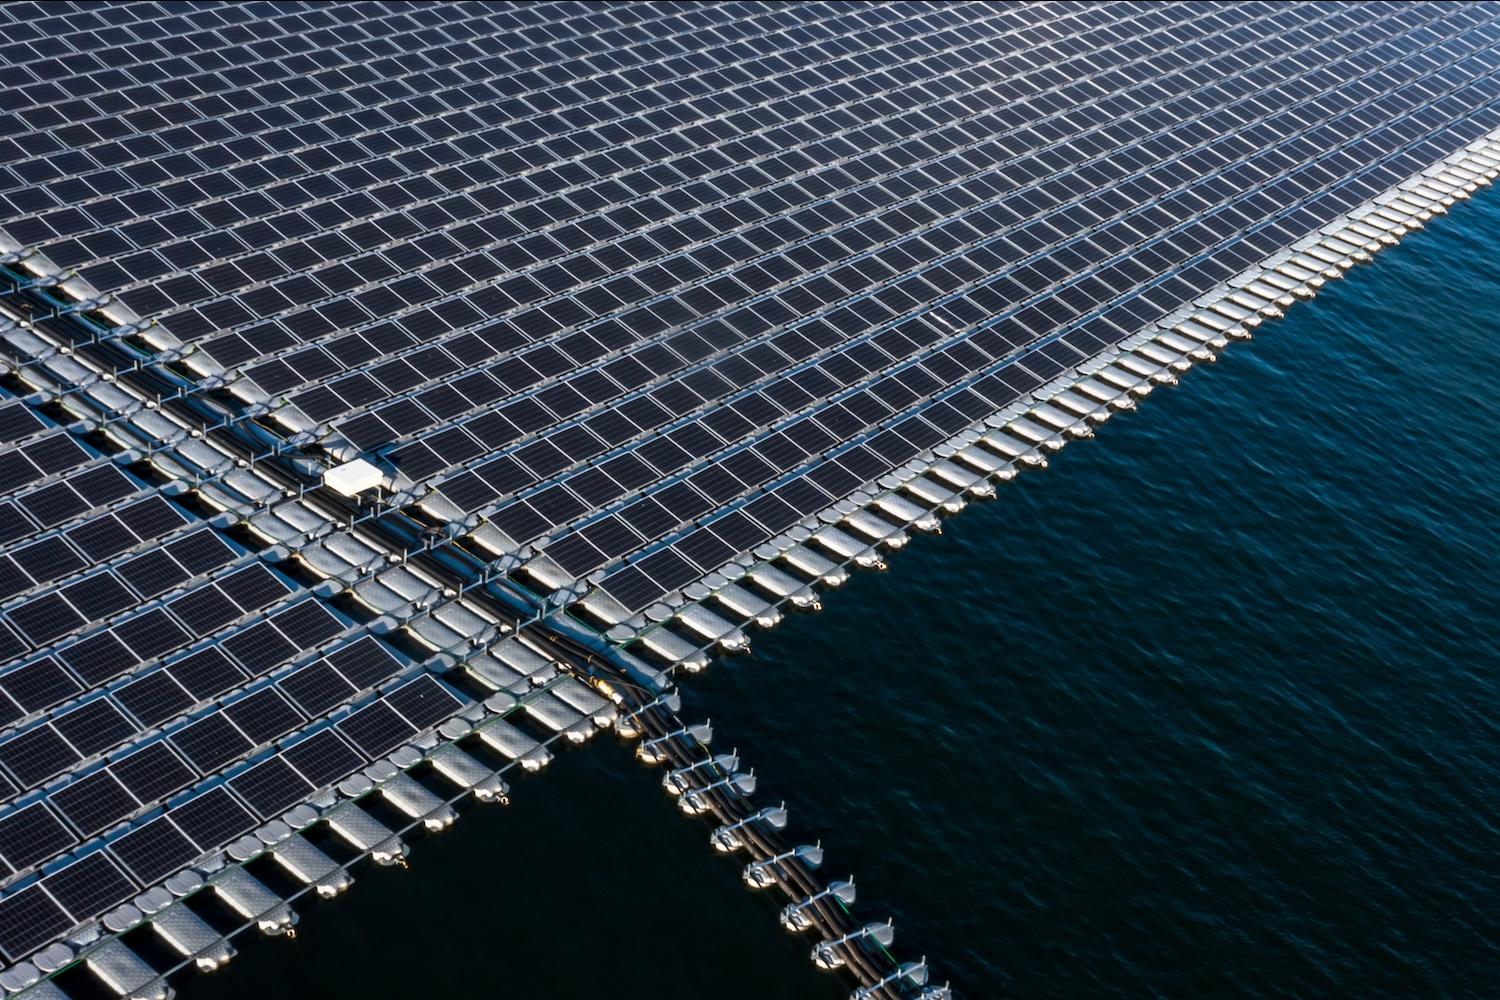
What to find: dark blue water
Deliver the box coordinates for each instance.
[184,190,1500,999]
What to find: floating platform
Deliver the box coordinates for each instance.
[0,4,1495,998]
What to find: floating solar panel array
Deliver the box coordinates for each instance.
[0,0,1497,994]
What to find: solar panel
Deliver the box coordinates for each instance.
[0,725,78,788]
[41,852,136,923]
[114,671,193,729]
[336,696,420,758]
[51,698,134,756]
[280,730,364,789]
[0,885,70,962]
[170,714,252,774]
[278,661,357,717]
[325,637,403,690]
[0,0,1491,980]
[168,788,256,854]
[222,689,303,746]
[167,648,244,701]
[0,803,74,873]
[384,675,464,730]
[0,659,77,713]
[50,771,139,839]
[228,756,314,820]
[108,816,197,885]
[109,743,194,805]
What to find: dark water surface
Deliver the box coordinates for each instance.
[183,190,1500,1000]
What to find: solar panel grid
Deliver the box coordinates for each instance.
[0,2,733,126]
[325,636,404,689]
[41,7,1038,380]
[217,3,1164,428]
[26,152,1488,911]
[0,0,1493,974]
[0,3,876,262]
[0,478,177,587]
[170,712,251,773]
[51,698,135,757]
[0,620,435,880]
[336,699,415,758]
[167,647,245,701]
[399,58,1266,503]
[222,686,304,745]
[348,10,1338,479]
[0,522,241,667]
[218,621,298,678]
[17,56,1476,656]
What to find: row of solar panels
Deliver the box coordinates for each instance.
[0,372,633,965]
[0,655,619,986]
[0,297,468,950]
[0,381,501,959]
[3,4,1198,320]
[585,137,1500,640]
[0,657,567,965]
[0,2,1302,479]
[0,0,778,106]
[415,20,1500,606]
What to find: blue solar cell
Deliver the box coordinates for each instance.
[0,803,76,872]
[229,757,314,819]
[109,816,197,885]
[280,730,364,789]
[0,885,71,962]
[51,771,140,838]
[168,788,256,852]
[337,701,415,758]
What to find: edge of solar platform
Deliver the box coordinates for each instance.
[552,132,1499,648]
[0,127,1492,1000]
